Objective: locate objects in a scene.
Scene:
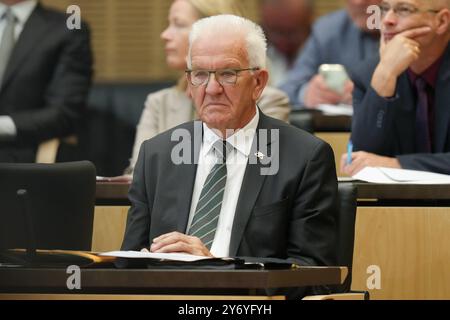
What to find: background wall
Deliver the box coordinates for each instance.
[41,0,346,83]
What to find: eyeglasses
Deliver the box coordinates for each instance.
[185,68,260,87]
[378,3,440,18]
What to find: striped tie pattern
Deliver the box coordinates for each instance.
[188,140,232,249]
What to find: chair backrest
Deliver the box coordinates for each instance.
[336,182,357,293]
[288,110,314,133]
[0,161,96,251]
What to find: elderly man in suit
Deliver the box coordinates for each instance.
[0,0,93,162]
[342,0,450,175]
[121,14,338,299]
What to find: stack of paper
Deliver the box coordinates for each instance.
[353,167,450,184]
[99,250,215,261]
[317,104,353,116]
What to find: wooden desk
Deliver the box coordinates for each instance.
[0,266,347,300]
[92,182,130,252]
[289,110,351,133]
[345,182,450,300]
[95,181,450,300]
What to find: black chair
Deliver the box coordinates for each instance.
[336,182,358,293]
[304,182,368,300]
[289,110,314,133]
[0,161,96,252]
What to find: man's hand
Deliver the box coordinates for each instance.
[340,151,401,176]
[150,231,214,257]
[304,74,354,108]
[372,26,431,97]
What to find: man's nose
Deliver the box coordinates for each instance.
[205,73,224,94]
[382,8,398,26]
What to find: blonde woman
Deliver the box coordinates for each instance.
[125,0,290,174]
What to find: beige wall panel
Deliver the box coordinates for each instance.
[91,206,129,252]
[352,207,450,300]
[41,0,346,82]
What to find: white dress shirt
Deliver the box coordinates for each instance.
[0,0,37,40]
[0,0,37,137]
[187,107,259,257]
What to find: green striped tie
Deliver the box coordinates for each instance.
[188,140,232,249]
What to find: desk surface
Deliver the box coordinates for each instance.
[290,110,351,132]
[0,266,346,293]
[96,181,450,204]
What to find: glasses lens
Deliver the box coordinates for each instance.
[379,4,390,16]
[191,70,209,86]
[396,4,416,17]
[217,69,238,85]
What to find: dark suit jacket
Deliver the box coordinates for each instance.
[121,112,339,299]
[351,43,450,174]
[0,3,93,162]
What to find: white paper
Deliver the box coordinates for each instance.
[99,250,213,262]
[353,167,450,184]
[317,104,353,116]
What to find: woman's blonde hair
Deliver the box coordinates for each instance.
[188,0,245,18]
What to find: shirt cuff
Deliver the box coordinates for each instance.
[0,116,17,138]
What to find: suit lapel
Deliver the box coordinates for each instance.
[175,121,202,232]
[228,112,274,256]
[433,44,450,152]
[395,73,416,153]
[1,4,49,90]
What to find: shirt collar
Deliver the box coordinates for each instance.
[202,106,259,158]
[408,54,445,88]
[0,0,37,25]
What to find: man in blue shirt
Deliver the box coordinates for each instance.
[279,0,380,109]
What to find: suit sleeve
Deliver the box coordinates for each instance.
[351,68,398,156]
[268,140,338,299]
[126,92,161,174]
[278,30,323,107]
[121,141,152,251]
[290,140,338,267]
[397,152,450,175]
[10,23,93,143]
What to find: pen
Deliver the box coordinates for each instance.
[347,140,353,165]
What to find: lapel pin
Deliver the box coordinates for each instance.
[255,151,265,160]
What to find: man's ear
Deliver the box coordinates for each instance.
[435,9,450,35]
[253,69,269,101]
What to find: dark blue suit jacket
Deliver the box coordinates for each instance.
[351,43,450,174]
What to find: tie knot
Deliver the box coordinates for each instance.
[2,7,16,23]
[212,140,233,163]
[415,77,427,91]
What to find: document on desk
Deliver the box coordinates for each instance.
[353,167,450,184]
[99,250,214,262]
[317,104,353,116]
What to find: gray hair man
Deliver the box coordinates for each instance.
[121,14,339,299]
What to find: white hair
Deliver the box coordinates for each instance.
[187,14,267,69]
